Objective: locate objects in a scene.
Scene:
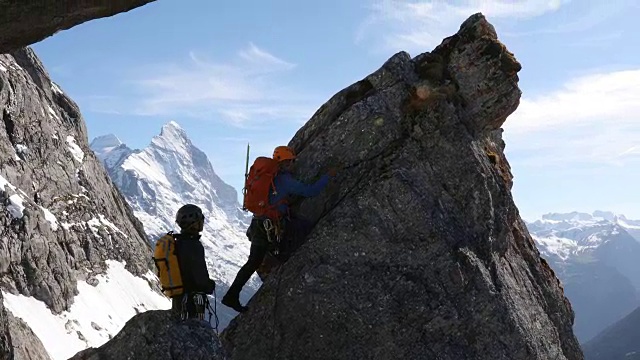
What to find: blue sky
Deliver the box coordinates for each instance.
[31,0,640,220]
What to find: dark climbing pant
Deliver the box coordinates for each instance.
[278,215,313,259]
[225,216,312,299]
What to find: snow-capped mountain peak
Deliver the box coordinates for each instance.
[541,211,595,223]
[528,211,640,261]
[90,134,124,158]
[89,134,132,169]
[593,210,618,222]
[535,210,637,230]
[151,120,192,153]
[103,121,243,221]
[539,210,625,224]
[527,210,640,342]
[161,120,184,135]
[91,121,256,329]
[90,133,122,150]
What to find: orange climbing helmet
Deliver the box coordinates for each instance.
[272,146,296,162]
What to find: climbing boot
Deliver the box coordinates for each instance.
[222,294,248,313]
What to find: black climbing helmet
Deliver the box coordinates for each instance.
[175,204,204,229]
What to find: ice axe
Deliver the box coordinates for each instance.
[241,142,250,211]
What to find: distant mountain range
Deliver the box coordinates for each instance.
[526,211,640,343]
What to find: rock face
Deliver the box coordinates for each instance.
[0,0,156,54]
[70,310,226,360]
[0,47,153,312]
[222,14,583,360]
[7,312,51,360]
[0,48,169,358]
[0,294,12,360]
[90,122,258,330]
[582,306,640,360]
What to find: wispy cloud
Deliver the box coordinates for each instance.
[503,68,640,167]
[91,43,317,128]
[503,0,634,37]
[356,0,570,54]
[238,42,296,70]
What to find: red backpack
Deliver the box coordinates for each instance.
[242,156,283,220]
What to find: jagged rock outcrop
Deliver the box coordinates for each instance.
[0,47,153,312]
[1,47,169,358]
[0,294,12,360]
[69,310,226,360]
[7,312,51,360]
[582,306,640,360]
[0,0,156,54]
[222,13,583,360]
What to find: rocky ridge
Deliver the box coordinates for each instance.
[7,312,51,360]
[220,13,583,360]
[0,47,168,359]
[0,46,155,309]
[0,292,11,360]
[70,311,226,360]
[0,1,586,358]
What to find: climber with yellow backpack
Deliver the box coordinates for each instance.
[153,204,217,324]
[221,145,337,313]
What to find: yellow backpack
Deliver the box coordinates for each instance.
[153,231,183,297]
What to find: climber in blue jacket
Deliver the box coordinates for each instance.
[268,159,331,216]
[222,145,337,313]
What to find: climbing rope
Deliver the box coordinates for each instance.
[209,291,220,335]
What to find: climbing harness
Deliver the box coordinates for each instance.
[263,218,283,255]
[193,293,206,320]
[179,292,220,335]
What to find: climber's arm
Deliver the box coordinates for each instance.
[281,173,330,198]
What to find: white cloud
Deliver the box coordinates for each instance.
[95,43,317,128]
[356,0,570,53]
[238,42,296,70]
[506,69,640,133]
[503,0,634,37]
[503,69,640,167]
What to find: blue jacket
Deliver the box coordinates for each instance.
[267,171,330,216]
